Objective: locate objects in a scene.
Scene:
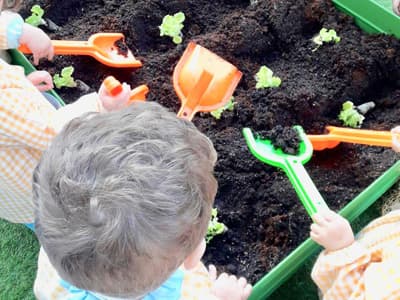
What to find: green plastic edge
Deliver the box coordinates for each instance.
[8,49,65,106]
[332,0,400,38]
[249,159,400,300]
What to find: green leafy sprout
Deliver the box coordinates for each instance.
[255,66,281,89]
[53,66,77,89]
[159,12,185,44]
[312,28,340,51]
[206,208,227,243]
[25,5,47,27]
[338,101,365,128]
[210,97,236,120]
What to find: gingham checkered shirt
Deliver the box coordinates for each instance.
[0,56,101,223]
[312,210,400,299]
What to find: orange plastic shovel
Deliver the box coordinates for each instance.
[103,76,149,103]
[19,33,142,68]
[173,42,242,120]
[308,126,394,150]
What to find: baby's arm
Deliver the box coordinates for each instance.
[0,10,53,64]
[310,210,372,298]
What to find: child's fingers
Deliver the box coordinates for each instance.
[242,283,253,299]
[312,213,329,225]
[208,264,217,281]
[47,47,54,61]
[310,231,322,244]
[238,277,247,288]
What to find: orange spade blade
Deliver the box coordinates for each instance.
[308,126,394,150]
[19,33,142,68]
[173,42,242,120]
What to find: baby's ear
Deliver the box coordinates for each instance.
[183,239,206,270]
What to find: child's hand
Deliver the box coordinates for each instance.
[310,210,354,252]
[19,24,54,65]
[98,82,131,112]
[393,0,400,15]
[209,265,252,300]
[27,71,54,92]
[391,126,400,152]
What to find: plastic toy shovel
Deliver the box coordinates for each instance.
[243,126,329,217]
[308,126,395,150]
[19,33,142,68]
[173,42,242,120]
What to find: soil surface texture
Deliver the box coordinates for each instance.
[21,0,400,283]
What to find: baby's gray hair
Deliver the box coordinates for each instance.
[33,102,217,298]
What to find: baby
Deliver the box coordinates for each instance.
[33,102,252,300]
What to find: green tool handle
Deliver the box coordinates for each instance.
[284,159,329,216]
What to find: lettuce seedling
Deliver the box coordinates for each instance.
[312,28,340,51]
[206,208,227,243]
[338,101,365,128]
[25,5,47,27]
[53,66,77,89]
[159,12,185,44]
[210,97,236,119]
[255,66,281,89]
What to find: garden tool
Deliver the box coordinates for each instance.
[173,42,242,120]
[243,126,329,217]
[19,33,142,68]
[308,126,395,150]
[103,76,148,102]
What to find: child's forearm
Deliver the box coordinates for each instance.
[49,93,104,133]
[311,241,370,295]
[0,11,24,49]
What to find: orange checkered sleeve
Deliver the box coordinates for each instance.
[0,59,101,223]
[311,210,400,300]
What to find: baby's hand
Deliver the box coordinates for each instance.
[391,126,400,152]
[19,24,54,65]
[310,210,354,251]
[27,71,54,92]
[209,265,252,300]
[393,0,400,15]
[98,81,131,112]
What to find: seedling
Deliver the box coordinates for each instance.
[159,12,185,44]
[25,5,46,27]
[206,208,227,243]
[338,101,365,128]
[210,97,236,119]
[255,66,281,89]
[312,28,340,51]
[53,66,77,89]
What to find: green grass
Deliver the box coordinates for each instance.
[0,219,38,300]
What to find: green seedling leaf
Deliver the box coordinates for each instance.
[206,208,227,243]
[338,101,365,128]
[159,12,185,44]
[210,97,236,120]
[25,4,46,27]
[312,28,340,51]
[255,66,281,89]
[53,66,77,89]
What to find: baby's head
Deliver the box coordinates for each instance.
[33,102,218,298]
[0,0,22,11]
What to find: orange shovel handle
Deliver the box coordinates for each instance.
[308,126,394,150]
[19,41,109,57]
[177,70,213,120]
[103,76,148,102]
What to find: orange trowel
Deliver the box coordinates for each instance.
[173,42,242,120]
[308,126,395,150]
[19,33,142,68]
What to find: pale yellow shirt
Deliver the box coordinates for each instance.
[0,58,102,223]
[312,210,400,300]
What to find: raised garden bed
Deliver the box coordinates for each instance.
[19,0,400,296]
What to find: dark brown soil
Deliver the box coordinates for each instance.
[21,0,400,284]
[258,125,301,155]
